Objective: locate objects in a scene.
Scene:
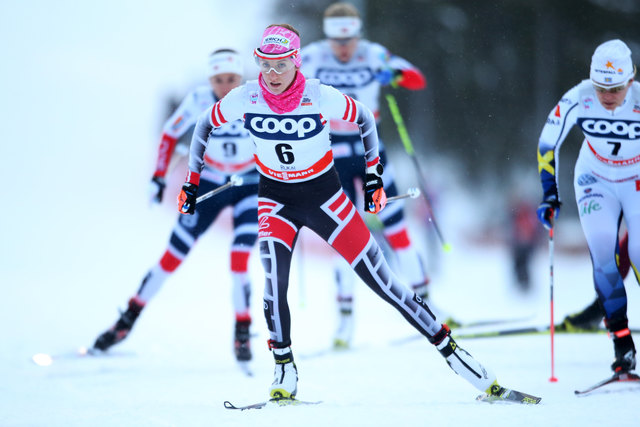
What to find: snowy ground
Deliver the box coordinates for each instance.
[3,207,640,426]
[2,1,640,426]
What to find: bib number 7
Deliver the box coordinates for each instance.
[607,140,621,156]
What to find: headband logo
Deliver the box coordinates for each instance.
[263,35,291,48]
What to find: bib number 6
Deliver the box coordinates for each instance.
[275,143,295,164]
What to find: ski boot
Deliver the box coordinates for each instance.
[234,320,252,362]
[556,298,603,332]
[607,317,637,373]
[429,324,496,392]
[93,298,144,351]
[269,344,298,400]
[430,324,542,404]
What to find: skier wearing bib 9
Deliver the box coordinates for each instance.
[178,24,540,404]
[94,49,259,368]
[536,39,638,374]
[301,2,431,349]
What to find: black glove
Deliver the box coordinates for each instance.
[149,176,166,204]
[178,183,198,215]
[536,195,561,230]
[363,163,387,214]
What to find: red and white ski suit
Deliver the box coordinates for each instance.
[186,76,442,347]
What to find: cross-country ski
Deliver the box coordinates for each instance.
[574,372,640,396]
[452,326,640,340]
[476,384,542,404]
[223,398,322,411]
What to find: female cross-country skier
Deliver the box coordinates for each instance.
[536,39,638,374]
[178,24,540,404]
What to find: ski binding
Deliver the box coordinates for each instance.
[476,383,541,404]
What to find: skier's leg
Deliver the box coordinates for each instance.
[333,257,356,348]
[613,184,640,372]
[311,188,496,392]
[559,228,629,331]
[330,151,360,348]
[259,199,299,347]
[381,218,430,297]
[377,159,430,298]
[617,231,630,279]
[577,186,626,320]
[94,179,223,351]
[575,166,634,372]
[137,179,224,303]
[257,196,301,398]
[230,191,258,362]
[513,245,532,289]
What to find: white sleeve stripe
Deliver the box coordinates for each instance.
[195,135,207,146]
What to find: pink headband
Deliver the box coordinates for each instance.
[254,26,302,67]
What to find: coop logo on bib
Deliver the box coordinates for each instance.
[245,113,323,140]
[316,67,374,89]
[578,118,640,140]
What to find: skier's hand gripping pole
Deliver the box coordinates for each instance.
[385,94,451,252]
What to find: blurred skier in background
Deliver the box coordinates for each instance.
[536,39,638,374]
[508,197,541,291]
[177,23,540,404]
[301,2,431,348]
[93,49,259,369]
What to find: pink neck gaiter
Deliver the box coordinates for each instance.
[259,71,306,114]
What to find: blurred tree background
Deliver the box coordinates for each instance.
[274,0,639,216]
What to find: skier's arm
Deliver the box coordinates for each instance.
[154,91,204,178]
[386,56,426,90]
[150,90,212,203]
[537,85,580,201]
[179,86,245,214]
[184,86,245,186]
[321,84,386,213]
[322,85,380,165]
[536,84,580,228]
[374,44,426,90]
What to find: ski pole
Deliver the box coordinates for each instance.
[385,94,451,252]
[196,175,244,204]
[548,222,558,382]
[386,187,421,203]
